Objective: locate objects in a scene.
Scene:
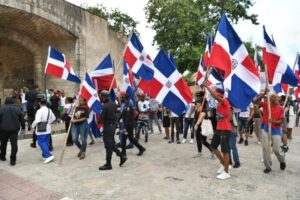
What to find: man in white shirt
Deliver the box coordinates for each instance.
[136,93,150,142]
[238,103,253,146]
[32,99,56,163]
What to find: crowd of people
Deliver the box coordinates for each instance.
[0,83,298,180]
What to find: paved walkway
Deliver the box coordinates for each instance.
[0,169,63,200]
[0,126,300,200]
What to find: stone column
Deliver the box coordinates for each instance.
[33,55,43,90]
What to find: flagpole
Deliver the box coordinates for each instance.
[264,63,272,162]
[283,52,299,107]
[109,31,134,92]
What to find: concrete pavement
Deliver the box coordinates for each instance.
[0,126,300,200]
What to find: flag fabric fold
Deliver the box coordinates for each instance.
[138,49,192,116]
[208,14,261,110]
[123,32,155,81]
[263,26,298,93]
[122,61,136,103]
[80,73,102,114]
[45,47,81,83]
[90,54,117,90]
[88,111,101,138]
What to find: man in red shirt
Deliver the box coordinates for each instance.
[254,92,286,173]
[203,82,232,180]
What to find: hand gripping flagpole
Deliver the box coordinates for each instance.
[283,52,299,108]
[109,31,134,92]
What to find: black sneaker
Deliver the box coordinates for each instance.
[244,140,248,146]
[176,140,181,144]
[0,157,6,161]
[281,145,289,153]
[145,137,148,143]
[168,140,173,144]
[238,138,244,144]
[119,156,128,167]
[233,163,240,168]
[30,143,36,148]
[263,168,272,174]
[10,160,16,166]
[126,145,134,149]
[280,162,286,170]
[137,148,146,156]
[99,164,112,170]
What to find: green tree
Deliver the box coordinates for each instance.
[85,4,139,36]
[145,0,258,72]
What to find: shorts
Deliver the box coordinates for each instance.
[163,116,170,127]
[238,117,250,132]
[21,103,27,112]
[211,130,231,153]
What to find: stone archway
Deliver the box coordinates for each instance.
[0,38,34,92]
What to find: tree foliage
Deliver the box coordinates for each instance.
[145,0,258,72]
[85,4,139,36]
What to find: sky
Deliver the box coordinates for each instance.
[67,0,300,66]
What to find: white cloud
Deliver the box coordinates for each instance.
[67,0,300,66]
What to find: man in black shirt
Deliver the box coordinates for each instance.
[99,90,127,170]
[120,94,145,157]
[0,97,25,166]
[25,85,39,131]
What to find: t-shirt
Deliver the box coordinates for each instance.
[64,103,74,117]
[138,100,150,112]
[216,98,232,131]
[239,103,253,118]
[60,96,66,107]
[260,102,284,135]
[73,106,89,124]
[184,103,195,118]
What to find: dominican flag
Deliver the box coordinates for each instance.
[124,32,155,81]
[295,54,300,84]
[80,73,102,114]
[196,57,206,86]
[262,26,298,93]
[88,111,101,138]
[122,61,135,103]
[138,49,193,116]
[90,54,117,90]
[45,47,81,83]
[208,14,260,110]
[203,33,213,67]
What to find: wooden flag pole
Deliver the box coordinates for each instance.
[283,52,299,108]
[264,63,272,161]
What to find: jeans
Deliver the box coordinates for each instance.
[171,117,180,142]
[183,118,194,139]
[72,121,88,152]
[0,130,18,161]
[148,114,162,132]
[229,131,240,164]
[37,134,52,159]
[262,130,285,170]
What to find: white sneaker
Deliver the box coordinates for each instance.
[181,139,186,144]
[189,139,194,144]
[217,165,224,174]
[216,171,231,180]
[43,156,54,164]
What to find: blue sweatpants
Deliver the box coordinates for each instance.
[37,134,52,159]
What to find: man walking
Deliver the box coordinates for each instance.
[0,97,25,166]
[203,82,232,180]
[120,94,146,157]
[99,90,127,170]
[254,92,286,173]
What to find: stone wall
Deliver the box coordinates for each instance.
[0,0,126,98]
